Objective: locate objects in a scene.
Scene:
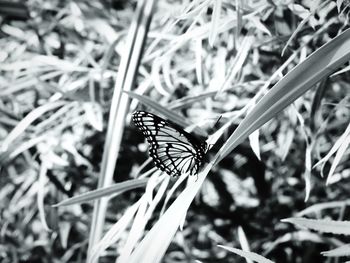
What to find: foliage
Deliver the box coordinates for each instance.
[0,0,349,262]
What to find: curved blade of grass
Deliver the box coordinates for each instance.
[89,200,141,263]
[93,195,148,263]
[326,130,350,185]
[118,175,169,261]
[314,122,350,169]
[237,226,252,262]
[1,100,66,152]
[128,163,212,263]
[296,200,350,217]
[0,134,46,164]
[282,217,350,235]
[322,243,350,257]
[218,245,275,263]
[38,158,50,232]
[125,91,207,137]
[215,28,350,165]
[53,178,148,207]
[209,0,222,46]
[170,91,217,109]
[312,122,350,185]
[125,91,191,128]
[176,0,211,20]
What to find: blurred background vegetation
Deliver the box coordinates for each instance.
[0,0,350,262]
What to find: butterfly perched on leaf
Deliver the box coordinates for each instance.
[132,111,208,177]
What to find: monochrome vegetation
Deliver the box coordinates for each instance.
[0,0,350,262]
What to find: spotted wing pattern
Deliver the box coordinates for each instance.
[132,111,207,176]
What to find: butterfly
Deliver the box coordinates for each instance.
[132,111,207,177]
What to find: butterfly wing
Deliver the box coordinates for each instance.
[132,111,207,176]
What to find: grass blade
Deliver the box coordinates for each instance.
[128,164,212,263]
[53,179,148,207]
[87,0,157,261]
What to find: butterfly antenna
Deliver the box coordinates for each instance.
[212,115,222,129]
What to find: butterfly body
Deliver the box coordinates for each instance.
[132,111,207,176]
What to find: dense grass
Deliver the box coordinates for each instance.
[0,1,350,262]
